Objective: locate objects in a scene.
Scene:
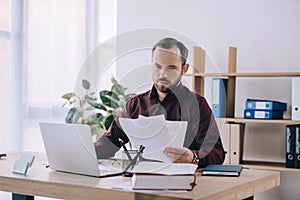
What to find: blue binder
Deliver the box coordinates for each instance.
[244,109,283,119]
[212,78,228,118]
[245,99,287,111]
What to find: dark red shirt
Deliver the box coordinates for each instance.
[95,83,225,167]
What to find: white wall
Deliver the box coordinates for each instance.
[116,0,300,199]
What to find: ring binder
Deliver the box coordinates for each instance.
[212,78,228,118]
[295,126,300,168]
[292,78,300,120]
[286,125,297,168]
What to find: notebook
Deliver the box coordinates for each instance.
[39,122,122,177]
[202,164,243,177]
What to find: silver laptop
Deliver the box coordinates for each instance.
[39,122,122,177]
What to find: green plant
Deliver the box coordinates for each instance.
[61,77,135,140]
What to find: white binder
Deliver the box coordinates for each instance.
[230,123,245,165]
[292,78,300,120]
[219,123,230,165]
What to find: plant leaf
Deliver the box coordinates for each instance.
[65,108,83,123]
[87,101,107,111]
[96,113,104,121]
[90,125,105,140]
[104,114,116,130]
[82,79,90,90]
[62,92,76,100]
[125,93,135,101]
[85,94,97,101]
[87,113,104,123]
[111,84,125,96]
[111,77,126,95]
[100,90,119,109]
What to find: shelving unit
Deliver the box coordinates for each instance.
[218,118,300,125]
[242,162,300,172]
[190,46,300,171]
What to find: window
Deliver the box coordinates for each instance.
[24,0,86,151]
[0,0,12,151]
[0,0,117,152]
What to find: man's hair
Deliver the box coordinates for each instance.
[152,38,189,66]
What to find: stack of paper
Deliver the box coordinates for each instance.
[119,115,188,163]
[131,162,198,190]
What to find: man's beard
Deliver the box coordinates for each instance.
[154,75,182,93]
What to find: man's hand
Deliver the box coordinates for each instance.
[163,147,194,163]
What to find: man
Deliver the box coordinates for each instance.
[95,37,225,167]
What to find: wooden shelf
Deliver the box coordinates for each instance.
[216,118,300,125]
[186,72,300,77]
[241,161,300,172]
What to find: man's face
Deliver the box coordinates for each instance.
[152,47,184,93]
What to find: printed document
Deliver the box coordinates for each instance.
[119,115,188,163]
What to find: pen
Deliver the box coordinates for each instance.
[99,146,145,179]
[123,145,145,173]
[119,138,133,162]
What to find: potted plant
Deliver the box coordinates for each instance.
[61,77,135,140]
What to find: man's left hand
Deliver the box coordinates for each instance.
[163,147,194,163]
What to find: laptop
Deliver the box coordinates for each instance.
[39,122,123,177]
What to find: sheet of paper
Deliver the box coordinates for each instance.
[133,162,198,175]
[112,181,188,193]
[119,115,188,162]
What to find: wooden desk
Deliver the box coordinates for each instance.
[0,152,280,200]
